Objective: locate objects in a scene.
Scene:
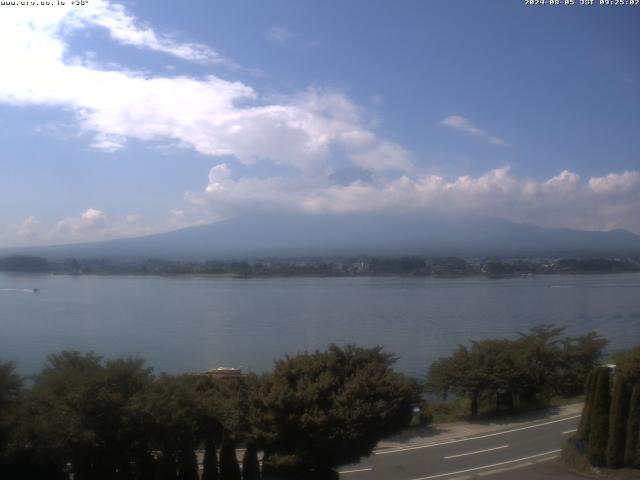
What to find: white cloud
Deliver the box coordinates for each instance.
[441,115,508,146]
[588,171,640,195]
[5,216,41,238]
[0,2,407,173]
[55,208,108,235]
[187,164,640,234]
[2,0,229,66]
[0,209,198,247]
[2,1,639,244]
[265,26,297,46]
[264,26,319,49]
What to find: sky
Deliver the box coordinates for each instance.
[0,0,639,247]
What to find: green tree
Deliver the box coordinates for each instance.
[624,383,640,468]
[427,326,607,418]
[0,362,22,478]
[22,351,154,479]
[587,367,611,466]
[615,346,640,384]
[133,374,204,477]
[553,331,607,397]
[0,255,49,272]
[512,325,565,403]
[258,345,416,473]
[177,448,199,480]
[242,443,260,480]
[0,361,21,412]
[577,369,596,441]
[427,346,483,416]
[202,438,219,480]
[219,438,241,480]
[606,376,631,467]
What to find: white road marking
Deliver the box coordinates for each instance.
[444,445,508,459]
[477,461,533,476]
[338,467,373,474]
[410,450,561,480]
[562,428,577,435]
[375,415,580,455]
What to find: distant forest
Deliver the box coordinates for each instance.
[1,254,639,277]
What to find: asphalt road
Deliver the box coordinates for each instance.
[338,414,581,480]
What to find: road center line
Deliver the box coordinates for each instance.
[562,428,577,435]
[338,467,373,474]
[444,444,508,459]
[410,449,561,480]
[375,415,580,455]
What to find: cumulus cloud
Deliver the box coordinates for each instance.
[0,208,202,247]
[588,171,640,195]
[5,216,42,239]
[441,115,508,146]
[2,1,639,244]
[55,208,108,235]
[187,164,640,234]
[0,1,409,173]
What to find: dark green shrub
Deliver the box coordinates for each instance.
[606,376,630,468]
[587,368,611,466]
[624,383,640,468]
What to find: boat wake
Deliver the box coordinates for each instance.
[0,288,38,294]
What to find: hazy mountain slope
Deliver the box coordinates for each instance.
[3,213,640,260]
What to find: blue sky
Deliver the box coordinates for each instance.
[0,0,639,246]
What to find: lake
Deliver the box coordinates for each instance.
[1,272,639,378]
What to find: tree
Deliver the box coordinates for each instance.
[242,443,260,480]
[133,374,204,478]
[606,376,631,467]
[0,362,22,478]
[427,326,607,418]
[577,369,596,441]
[202,438,219,480]
[177,448,199,480]
[554,331,607,397]
[219,438,241,480]
[615,346,640,384]
[624,383,640,468]
[0,255,49,272]
[258,345,416,473]
[587,367,611,466]
[427,346,483,416]
[0,362,21,412]
[512,325,565,403]
[22,351,154,479]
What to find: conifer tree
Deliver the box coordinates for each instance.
[177,448,198,480]
[220,438,241,480]
[202,438,219,480]
[241,443,260,480]
[625,383,640,468]
[587,367,611,466]
[578,369,596,441]
[158,452,177,480]
[606,376,630,468]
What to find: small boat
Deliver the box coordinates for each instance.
[33,288,38,293]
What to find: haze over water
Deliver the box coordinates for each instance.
[1,272,639,378]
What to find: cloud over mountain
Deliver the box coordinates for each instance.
[0,1,638,248]
[0,1,411,174]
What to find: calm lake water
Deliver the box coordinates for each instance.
[1,272,639,378]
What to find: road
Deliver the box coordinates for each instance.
[339,413,582,480]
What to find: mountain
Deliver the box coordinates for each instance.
[3,213,640,260]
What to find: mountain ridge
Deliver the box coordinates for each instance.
[2,213,640,260]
